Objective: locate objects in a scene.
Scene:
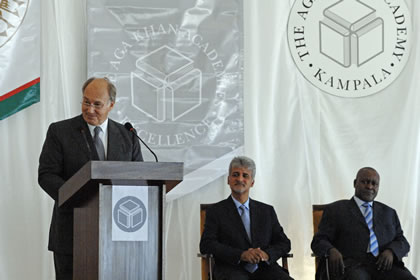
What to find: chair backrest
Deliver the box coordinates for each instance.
[312,204,329,269]
[200,204,214,280]
[312,204,327,234]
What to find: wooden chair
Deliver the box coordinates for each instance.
[198,203,293,280]
[198,204,215,280]
[312,204,330,280]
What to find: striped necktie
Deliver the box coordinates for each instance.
[362,202,379,257]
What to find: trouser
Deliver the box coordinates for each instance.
[331,254,417,280]
[214,262,294,280]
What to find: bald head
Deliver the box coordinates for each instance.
[82,77,116,102]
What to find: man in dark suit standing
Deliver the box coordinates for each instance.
[200,156,293,280]
[38,77,143,280]
[311,167,416,280]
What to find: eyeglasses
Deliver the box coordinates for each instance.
[81,100,109,110]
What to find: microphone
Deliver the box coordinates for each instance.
[124,122,158,162]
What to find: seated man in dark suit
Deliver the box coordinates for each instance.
[200,156,293,280]
[311,167,416,280]
[38,77,143,280]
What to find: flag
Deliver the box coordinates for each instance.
[0,0,40,120]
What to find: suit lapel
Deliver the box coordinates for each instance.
[349,197,369,229]
[372,201,379,230]
[71,115,98,160]
[107,119,124,161]
[249,199,257,246]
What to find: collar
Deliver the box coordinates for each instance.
[87,118,109,136]
[354,195,373,208]
[231,195,250,210]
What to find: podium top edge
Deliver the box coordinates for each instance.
[58,161,184,207]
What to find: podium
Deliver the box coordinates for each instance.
[58,161,183,280]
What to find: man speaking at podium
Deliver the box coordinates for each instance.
[38,77,143,280]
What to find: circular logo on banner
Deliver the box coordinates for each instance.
[0,0,29,48]
[287,0,411,97]
[113,196,147,232]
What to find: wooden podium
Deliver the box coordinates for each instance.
[58,161,183,280]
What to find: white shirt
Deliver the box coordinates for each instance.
[354,195,373,216]
[231,195,250,215]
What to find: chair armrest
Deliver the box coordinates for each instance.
[281,253,293,271]
[197,253,214,280]
[311,253,330,280]
[311,252,329,257]
[197,253,213,258]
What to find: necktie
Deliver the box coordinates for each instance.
[239,205,258,273]
[94,126,106,161]
[239,205,251,240]
[362,203,379,257]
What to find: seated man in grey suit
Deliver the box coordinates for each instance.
[311,167,416,280]
[200,156,293,280]
[38,77,143,280]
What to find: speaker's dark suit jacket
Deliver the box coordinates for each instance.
[200,196,291,276]
[38,115,143,254]
[311,198,411,279]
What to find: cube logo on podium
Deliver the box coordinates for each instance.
[112,186,149,241]
[287,0,411,97]
[114,196,147,232]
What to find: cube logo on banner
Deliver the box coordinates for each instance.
[87,0,244,198]
[320,1,384,67]
[131,45,202,122]
[287,0,411,97]
[112,186,148,241]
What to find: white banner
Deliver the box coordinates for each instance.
[0,0,40,120]
[87,0,244,199]
[112,186,149,241]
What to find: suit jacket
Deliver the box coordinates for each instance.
[311,198,410,278]
[199,196,291,275]
[38,115,143,254]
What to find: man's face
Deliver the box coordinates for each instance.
[228,166,254,196]
[82,79,114,126]
[354,169,380,202]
